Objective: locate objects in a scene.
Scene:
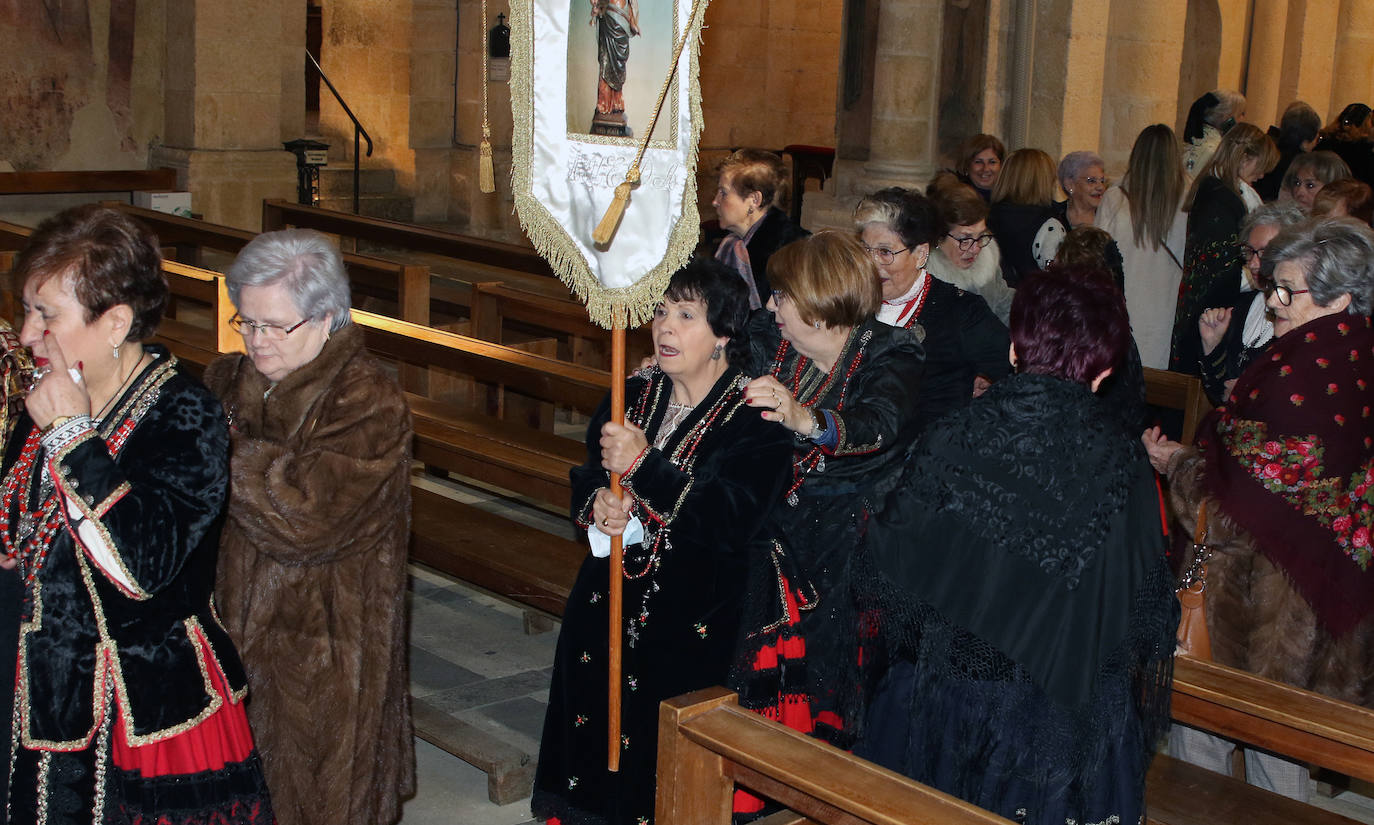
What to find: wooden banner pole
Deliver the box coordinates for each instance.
[607,324,626,772]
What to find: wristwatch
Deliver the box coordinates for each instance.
[809,408,828,441]
[43,415,75,435]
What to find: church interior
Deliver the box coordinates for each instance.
[3,1,1374,824]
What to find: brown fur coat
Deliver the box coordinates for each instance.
[1171,447,1374,708]
[205,324,415,825]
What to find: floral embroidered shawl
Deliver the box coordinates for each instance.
[1198,312,1374,637]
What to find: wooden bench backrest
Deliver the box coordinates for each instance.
[262,198,554,278]
[657,687,1015,825]
[1171,655,1374,784]
[1142,367,1212,445]
[0,168,177,196]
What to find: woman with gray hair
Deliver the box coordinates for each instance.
[205,229,415,825]
[1143,216,1374,800]
[1056,150,1107,230]
[1193,201,1305,403]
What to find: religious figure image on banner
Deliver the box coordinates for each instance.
[566,0,673,140]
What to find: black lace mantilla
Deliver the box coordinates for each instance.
[910,374,1139,590]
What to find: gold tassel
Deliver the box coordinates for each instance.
[479,128,495,194]
[593,177,636,246]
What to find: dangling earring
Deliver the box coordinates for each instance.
[112,345,120,360]
[747,205,755,219]
[711,344,723,361]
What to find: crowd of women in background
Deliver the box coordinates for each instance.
[542,103,1374,825]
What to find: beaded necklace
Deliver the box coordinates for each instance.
[621,368,745,647]
[898,276,931,329]
[0,368,154,587]
[771,327,873,505]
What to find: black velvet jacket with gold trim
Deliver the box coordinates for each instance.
[2,349,245,749]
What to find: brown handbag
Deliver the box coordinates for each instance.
[1176,499,1212,659]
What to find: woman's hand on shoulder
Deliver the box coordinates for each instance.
[600,421,648,475]
[591,487,632,536]
[745,375,813,436]
[1142,426,1184,476]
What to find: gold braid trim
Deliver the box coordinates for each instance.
[509,0,710,330]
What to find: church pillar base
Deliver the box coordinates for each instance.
[152,146,298,232]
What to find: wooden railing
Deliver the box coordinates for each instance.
[656,688,1015,825]
[0,168,177,196]
[1142,366,1213,445]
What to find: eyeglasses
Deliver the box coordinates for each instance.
[1263,283,1310,306]
[1240,244,1265,262]
[769,289,788,305]
[946,233,994,252]
[862,244,913,265]
[229,314,312,340]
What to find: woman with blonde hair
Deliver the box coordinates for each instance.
[989,148,1066,286]
[1281,150,1352,213]
[1095,124,1188,368]
[1170,122,1278,370]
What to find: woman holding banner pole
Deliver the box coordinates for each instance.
[532,259,791,825]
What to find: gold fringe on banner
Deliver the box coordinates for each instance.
[509,0,710,331]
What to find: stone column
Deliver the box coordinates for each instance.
[153,0,297,231]
[1244,0,1288,132]
[862,0,945,189]
[1331,0,1374,121]
[1278,1,1338,120]
[803,0,945,229]
[1026,0,1109,160]
[1098,0,1188,173]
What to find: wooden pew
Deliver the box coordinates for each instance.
[1143,367,1213,445]
[261,198,554,278]
[657,687,1016,825]
[0,168,177,195]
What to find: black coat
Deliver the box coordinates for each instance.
[1171,176,1247,371]
[907,277,1012,432]
[1195,289,1268,405]
[988,201,1062,287]
[705,208,809,301]
[3,350,246,748]
[533,366,792,825]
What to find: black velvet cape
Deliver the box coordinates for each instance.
[854,374,1178,825]
[532,365,792,825]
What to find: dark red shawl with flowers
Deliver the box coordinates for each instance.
[1198,312,1374,637]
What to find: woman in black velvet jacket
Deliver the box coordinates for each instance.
[732,232,925,756]
[2,206,271,824]
[532,260,791,825]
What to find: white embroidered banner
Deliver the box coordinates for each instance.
[510,0,709,329]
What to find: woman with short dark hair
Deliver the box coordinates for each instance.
[534,258,792,825]
[856,266,1178,825]
[4,204,273,824]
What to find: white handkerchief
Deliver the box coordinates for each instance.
[587,516,645,558]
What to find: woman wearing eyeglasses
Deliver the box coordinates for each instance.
[205,229,414,825]
[1144,216,1374,801]
[1170,123,1279,372]
[855,187,1010,431]
[3,205,274,824]
[925,177,1016,325]
[1056,150,1108,230]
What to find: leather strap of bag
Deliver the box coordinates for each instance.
[1176,498,1213,660]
